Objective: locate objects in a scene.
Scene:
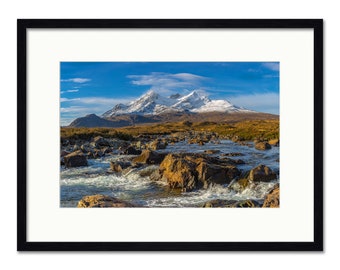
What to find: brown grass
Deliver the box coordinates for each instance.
[61,119,279,141]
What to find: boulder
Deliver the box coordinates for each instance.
[133,150,167,164]
[63,150,88,168]
[255,142,272,150]
[92,136,111,147]
[204,149,220,154]
[268,139,280,146]
[196,161,239,186]
[262,184,280,208]
[80,144,92,153]
[202,199,260,208]
[160,154,197,191]
[228,178,250,192]
[110,161,131,173]
[123,146,142,155]
[77,194,135,208]
[159,153,240,191]
[148,140,167,150]
[249,164,277,182]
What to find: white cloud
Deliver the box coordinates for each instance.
[61,78,91,83]
[228,92,279,115]
[127,72,207,94]
[60,106,88,113]
[262,62,280,72]
[60,97,136,125]
[60,89,79,94]
[60,98,80,102]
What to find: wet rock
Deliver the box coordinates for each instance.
[204,149,220,154]
[110,160,132,173]
[92,136,111,147]
[63,150,88,168]
[123,146,142,155]
[133,150,167,164]
[73,144,81,151]
[148,139,167,150]
[249,164,277,182]
[255,142,272,150]
[196,161,239,185]
[232,159,246,165]
[230,200,261,208]
[228,178,250,192]
[268,139,279,146]
[262,184,280,208]
[77,194,136,208]
[149,169,162,181]
[232,136,244,142]
[159,153,241,192]
[160,154,197,191]
[93,150,104,158]
[221,152,244,157]
[202,199,261,208]
[137,166,159,177]
[60,150,70,157]
[86,151,95,159]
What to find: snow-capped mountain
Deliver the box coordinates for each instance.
[102,90,251,118]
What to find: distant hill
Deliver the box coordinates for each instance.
[68,90,278,128]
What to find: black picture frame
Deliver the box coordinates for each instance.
[17,19,323,251]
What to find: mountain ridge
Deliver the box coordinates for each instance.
[67,90,277,128]
[102,90,251,118]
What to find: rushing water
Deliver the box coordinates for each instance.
[60,140,279,207]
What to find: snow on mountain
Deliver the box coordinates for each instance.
[102,90,251,117]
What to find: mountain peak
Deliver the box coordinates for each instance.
[102,90,252,117]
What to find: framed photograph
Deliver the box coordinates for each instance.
[17,19,323,251]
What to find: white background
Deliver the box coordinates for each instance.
[27,29,313,242]
[0,0,337,269]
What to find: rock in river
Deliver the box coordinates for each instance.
[249,164,277,182]
[202,199,261,208]
[148,139,167,150]
[77,194,136,208]
[262,184,280,208]
[133,150,167,164]
[255,142,272,150]
[63,150,88,168]
[122,146,142,155]
[110,160,132,173]
[158,153,240,191]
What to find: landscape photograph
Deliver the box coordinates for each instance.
[60,62,280,208]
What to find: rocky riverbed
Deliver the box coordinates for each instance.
[60,131,279,208]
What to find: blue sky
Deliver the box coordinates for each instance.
[60,62,279,126]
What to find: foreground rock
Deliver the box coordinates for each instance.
[262,184,280,208]
[158,153,240,191]
[133,150,167,164]
[249,164,277,182]
[77,194,136,208]
[255,141,272,150]
[63,150,88,168]
[202,199,261,208]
